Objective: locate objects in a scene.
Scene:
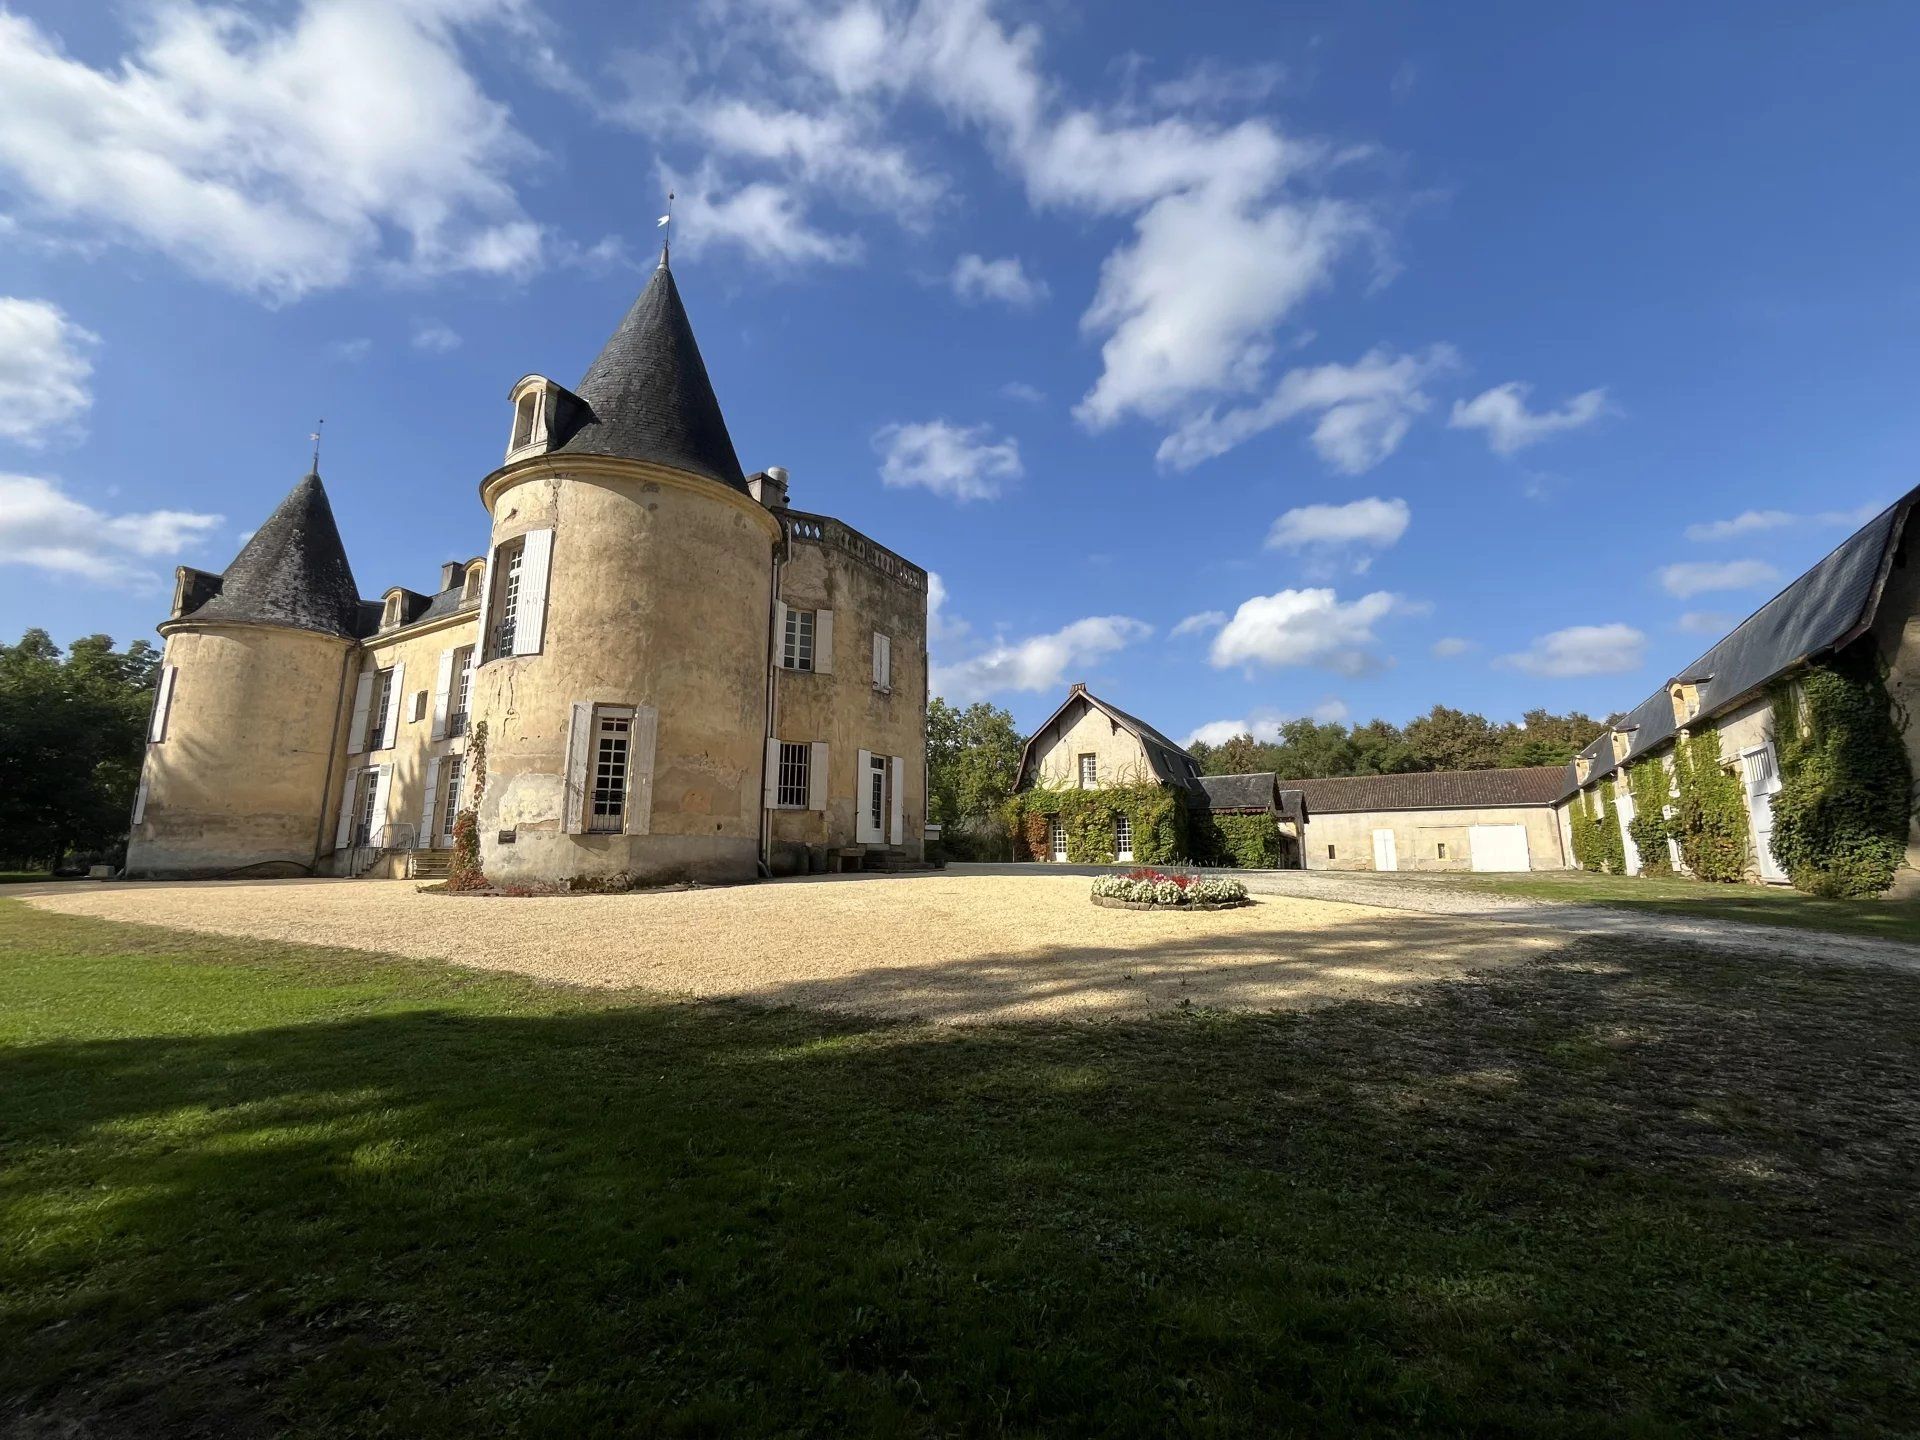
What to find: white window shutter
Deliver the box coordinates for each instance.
[418,756,442,846]
[889,755,905,844]
[149,665,177,742]
[430,648,455,739]
[513,528,554,656]
[881,633,892,689]
[348,670,375,755]
[370,765,393,847]
[626,705,658,836]
[381,661,406,746]
[808,741,829,811]
[764,736,782,808]
[871,632,883,688]
[774,600,788,664]
[814,608,834,674]
[856,748,875,842]
[131,777,149,826]
[564,700,594,834]
[335,771,360,848]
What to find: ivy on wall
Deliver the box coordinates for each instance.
[1671,726,1749,882]
[1595,786,1627,876]
[447,719,488,891]
[1568,788,1601,872]
[1192,812,1281,868]
[1006,783,1196,866]
[1625,760,1675,876]
[1770,647,1913,897]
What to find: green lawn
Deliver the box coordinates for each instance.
[1400,868,1920,942]
[3,900,1917,1436]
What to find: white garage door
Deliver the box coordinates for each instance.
[1469,824,1530,872]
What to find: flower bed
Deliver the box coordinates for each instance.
[1090,868,1250,911]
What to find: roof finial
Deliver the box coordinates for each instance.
[656,191,674,269]
[309,418,325,476]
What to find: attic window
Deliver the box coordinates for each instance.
[506,378,557,461]
[382,595,401,627]
[463,565,484,601]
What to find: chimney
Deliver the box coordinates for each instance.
[1069,681,1087,695]
[748,465,790,510]
[439,560,463,591]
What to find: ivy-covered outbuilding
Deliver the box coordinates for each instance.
[1009,684,1306,868]
[1558,482,1920,897]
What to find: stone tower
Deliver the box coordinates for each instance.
[467,256,781,884]
[127,471,364,878]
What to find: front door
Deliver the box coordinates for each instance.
[352,770,380,847]
[1050,816,1068,862]
[867,754,889,844]
[1371,828,1398,872]
[1742,743,1787,882]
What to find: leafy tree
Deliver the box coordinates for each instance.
[1502,708,1605,767]
[0,629,158,870]
[1403,705,1504,772]
[927,698,1023,831]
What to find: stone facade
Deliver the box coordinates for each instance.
[127,261,927,885]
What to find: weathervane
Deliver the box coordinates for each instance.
[657,191,674,267]
[310,419,324,474]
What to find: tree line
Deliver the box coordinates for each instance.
[0,630,158,872]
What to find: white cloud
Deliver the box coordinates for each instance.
[665,163,863,268]
[1683,504,1878,542]
[926,570,970,646]
[411,320,461,354]
[0,298,96,445]
[0,472,222,585]
[874,419,1022,502]
[327,337,372,363]
[1183,699,1348,748]
[950,253,1048,306]
[1502,623,1646,677]
[1431,636,1473,658]
[1658,559,1781,598]
[1266,497,1410,565]
[1000,380,1046,404]
[932,614,1152,702]
[0,3,547,301]
[1169,609,1227,639]
[1147,59,1288,111]
[1677,610,1737,636]
[1158,346,1456,472]
[1209,588,1409,675]
[1449,382,1609,455]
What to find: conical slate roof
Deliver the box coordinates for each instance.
[188,472,363,638]
[550,261,748,492]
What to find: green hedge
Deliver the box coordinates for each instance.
[1191,812,1280,868]
[1007,783,1188,866]
[1569,789,1601,871]
[1771,649,1913,897]
[1672,727,1748,882]
[1595,787,1627,876]
[1625,760,1674,876]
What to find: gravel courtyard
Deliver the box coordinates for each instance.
[24,874,1566,1024]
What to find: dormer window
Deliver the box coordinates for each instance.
[382,595,402,628]
[1574,756,1591,783]
[506,376,560,462]
[1670,681,1702,725]
[463,563,484,602]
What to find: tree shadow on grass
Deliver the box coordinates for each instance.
[2,908,1919,1437]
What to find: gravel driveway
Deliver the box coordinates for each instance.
[21,874,1568,1025]
[953,864,1920,972]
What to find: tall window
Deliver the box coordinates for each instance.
[367,667,395,749]
[589,711,631,832]
[448,645,474,737]
[777,741,811,808]
[1115,814,1133,862]
[486,539,526,660]
[353,771,380,846]
[440,757,464,842]
[868,753,887,834]
[784,608,815,671]
[1078,753,1097,787]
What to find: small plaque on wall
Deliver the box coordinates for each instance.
[497,830,516,844]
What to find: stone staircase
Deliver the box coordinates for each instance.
[862,846,930,873]
[410,849,453,880]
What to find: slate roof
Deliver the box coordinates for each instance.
[1292,767,1569,814]
[1560,484,1917,798]
[182,472,364,639]
[1193,773,1280,812]
[549,261,747,493]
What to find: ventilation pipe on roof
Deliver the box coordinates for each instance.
[749,466,790,510]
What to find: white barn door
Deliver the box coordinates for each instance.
[1616,791,1642,876]
[1371,828,1398,872]
[1469,825,1531,872]
[1742,743,1787,883]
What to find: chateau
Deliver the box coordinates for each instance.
[126,258,929,884]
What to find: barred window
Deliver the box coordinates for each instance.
[783,608,815,671]
[1078,753,1097,786]
[777,741,810,808]
[589,711,630,832]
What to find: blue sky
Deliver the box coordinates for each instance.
[2,1,1916,745]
